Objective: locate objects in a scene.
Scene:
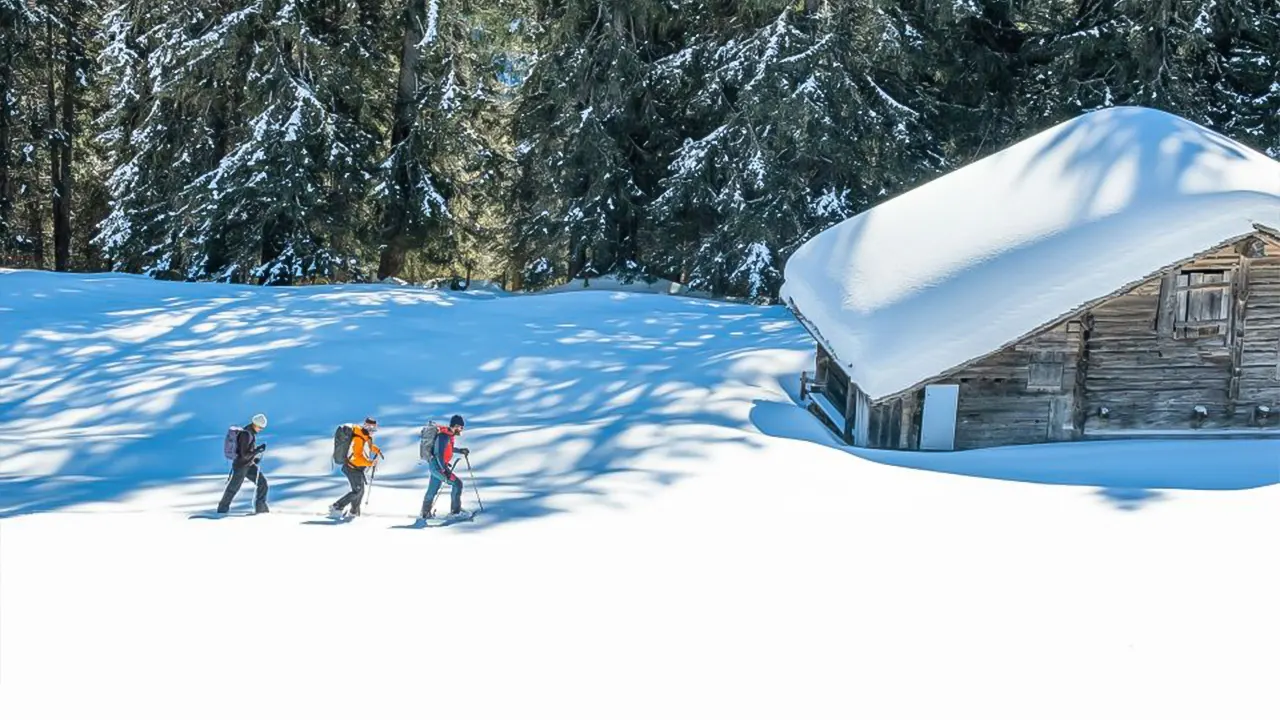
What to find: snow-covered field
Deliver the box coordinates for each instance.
[2,270,1279,718]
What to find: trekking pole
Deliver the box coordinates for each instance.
[365,463,376,509]
[463,454,483,513]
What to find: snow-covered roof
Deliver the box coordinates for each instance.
[781,106,1280,402]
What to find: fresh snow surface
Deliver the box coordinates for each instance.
[3,271,1280,718]
[781,106,1280,401]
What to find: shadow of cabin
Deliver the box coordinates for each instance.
[801,228,1280,450]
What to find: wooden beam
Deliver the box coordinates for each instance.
[843,376,856,444]
[1157,270,1177,337]
[1228,256,1250,409]
[1071,314,1092,438]
[899,391,917,449]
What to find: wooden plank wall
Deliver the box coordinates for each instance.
[1236,248,1280,427]
[1082,241,1280,431]
[944,322,1084,448]
[873,322,1084,449]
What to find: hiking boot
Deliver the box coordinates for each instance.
[328,504,344,520]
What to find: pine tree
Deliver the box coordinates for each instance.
[648,1,941,300]
[186,0,384,284]
[0,0,40,263]
[511,0,682,288]
[375,0,524,281]
[1200,0,1280,156]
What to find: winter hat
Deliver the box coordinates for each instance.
[450,414,465,428]
[251,413,268,429]
[363,416,378,430]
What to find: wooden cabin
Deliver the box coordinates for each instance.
[781,107,1280,450]
[800,229,1280,449]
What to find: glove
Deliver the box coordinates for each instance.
[456,447,469,457]
[254,444,267,453]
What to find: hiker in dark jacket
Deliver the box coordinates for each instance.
[217,413,269,514]
[421,415,467,519]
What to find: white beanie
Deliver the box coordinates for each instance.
[251,413,268,429]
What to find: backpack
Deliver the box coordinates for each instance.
[332,424,355,465]
[223,426,243,461]
[419,422,441,462]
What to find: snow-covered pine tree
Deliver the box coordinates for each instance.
[375,0,523,281]
[0,0,41,263]
[96,0,176,275]
[98,0,386,282]
[182,0,382,284]
[511,0,683,288]
[1199,0,1280,157]
[648,1,940,301]
[2,0,102,271]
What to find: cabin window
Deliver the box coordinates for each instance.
[1173,270,1232,339]
[1027,360,1064,391]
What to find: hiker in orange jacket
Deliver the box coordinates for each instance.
[329,417,382,518]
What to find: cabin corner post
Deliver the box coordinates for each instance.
[899,391,917,449]
[1157,270,1178,337]
[842,378,856,444]
[1072,313,1093,439]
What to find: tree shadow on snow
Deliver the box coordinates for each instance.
[0,272,810,527]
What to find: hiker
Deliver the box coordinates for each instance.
[217,414,270,514]
[421,414,468,519]
[329,417,382,518]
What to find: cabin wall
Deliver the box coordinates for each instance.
[1236,252,1280,425]
[1082,238,1280,433]
[923,322,1086,449]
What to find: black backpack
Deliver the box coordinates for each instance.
[332,424,355,465]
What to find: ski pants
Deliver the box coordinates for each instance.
[334,465,368,515]
[217,463,268,513]
[422,464,462,516]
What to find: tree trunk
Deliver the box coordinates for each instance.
[0,42,12,258]
[53,14,77,272]
[378,0,426,280]
[377,243,406,280]
[28,177,44,268]
[45,18,65,271]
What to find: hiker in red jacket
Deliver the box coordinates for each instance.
[421,415,467,519]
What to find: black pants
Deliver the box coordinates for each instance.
[217,463,268,513]
[334,465,368,515]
